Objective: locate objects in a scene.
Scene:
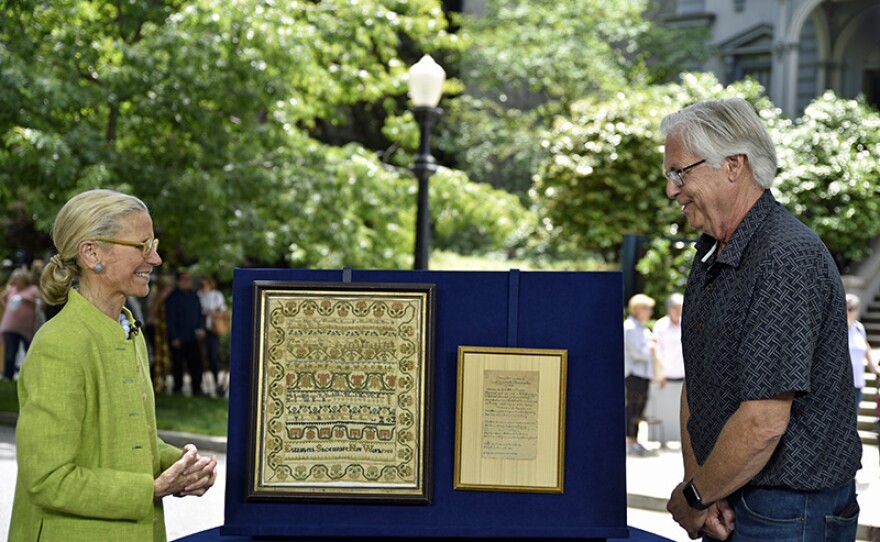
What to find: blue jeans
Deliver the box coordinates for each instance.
[706,481,859,541]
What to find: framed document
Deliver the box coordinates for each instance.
[454,346,567,494]
[248,281,436,503]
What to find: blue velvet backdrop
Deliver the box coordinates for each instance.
[223,269,626,539]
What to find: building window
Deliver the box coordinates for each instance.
[865,69,880,110]
[734,0,746,13]
[736,56,772,93]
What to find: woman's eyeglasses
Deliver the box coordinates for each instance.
[94,238,159,259]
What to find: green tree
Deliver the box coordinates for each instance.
[430,167,536,255]
[635,237,694,309]
[3,0,531,277]
[435,0,708,198]
[531,72,773,262]
[772,92,880,271]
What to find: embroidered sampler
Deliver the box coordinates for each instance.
[250,284,433,501]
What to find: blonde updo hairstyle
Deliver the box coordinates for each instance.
[41,189,149,305]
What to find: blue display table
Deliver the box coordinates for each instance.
[177,526,674,541]
[222,269,630,540]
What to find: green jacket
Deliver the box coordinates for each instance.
[9,289,181,541]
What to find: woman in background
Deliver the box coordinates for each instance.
[0,267,41,380]
[198,274,228,396]
[846,293,880,410]
[9,189,217,541]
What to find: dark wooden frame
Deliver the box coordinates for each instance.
[247,281,436,503]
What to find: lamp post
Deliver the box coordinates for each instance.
[408,54,445,270]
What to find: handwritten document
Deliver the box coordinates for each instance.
[481,370,539,460]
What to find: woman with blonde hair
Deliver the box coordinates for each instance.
[624,293,656,456]
[9,189,217,541]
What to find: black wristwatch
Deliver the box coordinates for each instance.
[682,479,711,511]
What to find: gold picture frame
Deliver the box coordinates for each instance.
[454,346,567,494]
[247,281,436,503]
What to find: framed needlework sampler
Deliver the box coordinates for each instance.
[454,346,568,494]
[247,281,436,503]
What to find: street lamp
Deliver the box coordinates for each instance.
[408,54,445,270]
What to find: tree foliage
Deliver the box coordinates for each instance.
[635,237,694,310]
[430,167,535,255]
[435,0,707,197]
[532,72,773,262]
[772,92,880,270]
[1,0,531,278]
[538,72,880,303]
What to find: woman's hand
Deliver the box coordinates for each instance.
[154,444,218,499]
[176,444,218,497]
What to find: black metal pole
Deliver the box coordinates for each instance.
[411,106,442,270]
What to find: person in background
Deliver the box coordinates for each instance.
[662,98,860,541]
[0,267,41,381]
[165,270,205,396]
[846,293,880,411]
[145,274,174,392]
[648,292,685,447]
[8,188,217,541]
[197,274,228,397]
[624,293,657,457]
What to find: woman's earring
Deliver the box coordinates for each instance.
[94,263,105,274]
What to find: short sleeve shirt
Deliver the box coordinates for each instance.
[682,190,861,490]
[624,316,653,379]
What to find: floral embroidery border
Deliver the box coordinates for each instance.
[248,282,435,503]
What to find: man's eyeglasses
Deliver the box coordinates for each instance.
[95,238,159,259]
[664,159,706,187]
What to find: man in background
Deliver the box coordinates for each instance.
[165,271,205,396]
[649,293,685,447]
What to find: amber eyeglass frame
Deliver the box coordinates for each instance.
[94,238,159,259]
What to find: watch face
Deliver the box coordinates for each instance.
[684,481,708,510]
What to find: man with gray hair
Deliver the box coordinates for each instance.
[662,98,860,541]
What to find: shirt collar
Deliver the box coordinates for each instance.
[68,289,136,341]
[695,189,776,268]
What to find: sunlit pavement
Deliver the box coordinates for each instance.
[625,439,880,542]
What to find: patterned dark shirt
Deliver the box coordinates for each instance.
[682,190,861,490]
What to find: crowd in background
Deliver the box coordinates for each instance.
[0,259,230,397]
[624,290,879,457]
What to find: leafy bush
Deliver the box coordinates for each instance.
[430,168,536,255]
[531,72,772,262]
[435,0,706,200]
[635,238,695,309]
[772,92,880,270]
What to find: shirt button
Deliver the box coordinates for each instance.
[142,393,147,401]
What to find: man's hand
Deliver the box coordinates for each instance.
[667,482,735,539]
[702,500,735,540]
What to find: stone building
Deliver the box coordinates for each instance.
[650,0,880,117]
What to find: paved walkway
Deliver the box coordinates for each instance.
[626,440,880,542]
[1,419,879,541]
[0,423,226,541]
